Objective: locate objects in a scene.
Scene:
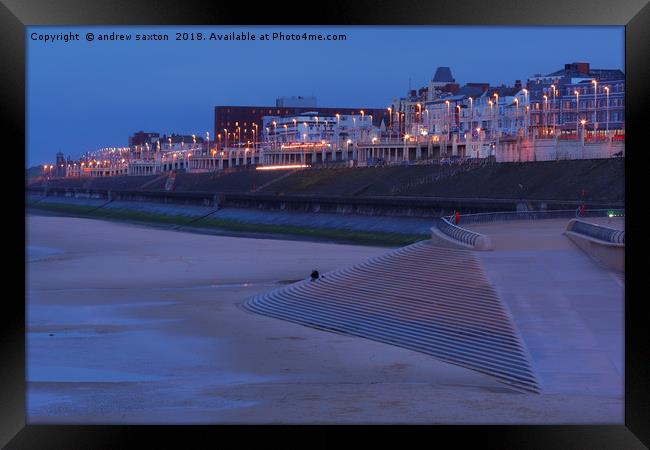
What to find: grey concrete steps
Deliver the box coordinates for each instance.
[258,290,532,372]
[285,280,518,337]
[243,241,540,393]
[262,285,530,362]
[248,296,538,390]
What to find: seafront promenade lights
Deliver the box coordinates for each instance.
[543,95,549,135]
[514,98,520,130]
[591,79,598,129]
[575,90,580,136]
[445,100,451,140]
[604,86,610,134]
[272,121,277,147]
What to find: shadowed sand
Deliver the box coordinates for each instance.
[27,215,622,424]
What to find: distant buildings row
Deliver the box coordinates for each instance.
[41,62,624,178]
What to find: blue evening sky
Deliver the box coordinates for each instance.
[26,26,623,166]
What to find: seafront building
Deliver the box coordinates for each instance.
[260,112,380,165]
[44,61,624,179]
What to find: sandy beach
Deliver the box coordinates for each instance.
[26,215,623,424]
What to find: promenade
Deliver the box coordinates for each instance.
[468,219,623,397]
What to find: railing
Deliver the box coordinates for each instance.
[436,217,485,248]
[456,209,622,226]
[566,219,625,245]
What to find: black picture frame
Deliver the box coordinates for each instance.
[4,0,649,447]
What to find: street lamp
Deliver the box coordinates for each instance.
[574,90,580,137]
[604,86,610,136]
[514,98,519,131]
[543,95,548,136]
[550,84,557,133]
[445,100,451,142]
[272,121,277,148]
[522,89,528,134]
[592,79,598,133]
[493,93,499,137]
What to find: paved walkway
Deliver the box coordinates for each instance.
[468,219,623,396]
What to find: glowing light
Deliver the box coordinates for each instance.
[256,164,309,171]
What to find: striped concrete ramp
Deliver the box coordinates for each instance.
[243,241,540,393]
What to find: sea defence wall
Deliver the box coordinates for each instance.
[564,219,625,272]
[27,159,623,218]
[27,187,621,219]
[28,158,624,203]
[26,193,436,247]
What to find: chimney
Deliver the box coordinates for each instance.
[576,62,590,75]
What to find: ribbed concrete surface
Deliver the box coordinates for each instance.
[243,241,539,393]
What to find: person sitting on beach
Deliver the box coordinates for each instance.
[310,270,320,281]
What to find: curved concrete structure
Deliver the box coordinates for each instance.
[244,241,539,393]
[565,219,624,272]
[432,218,493,251]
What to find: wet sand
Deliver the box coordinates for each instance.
[27,215,622,424]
